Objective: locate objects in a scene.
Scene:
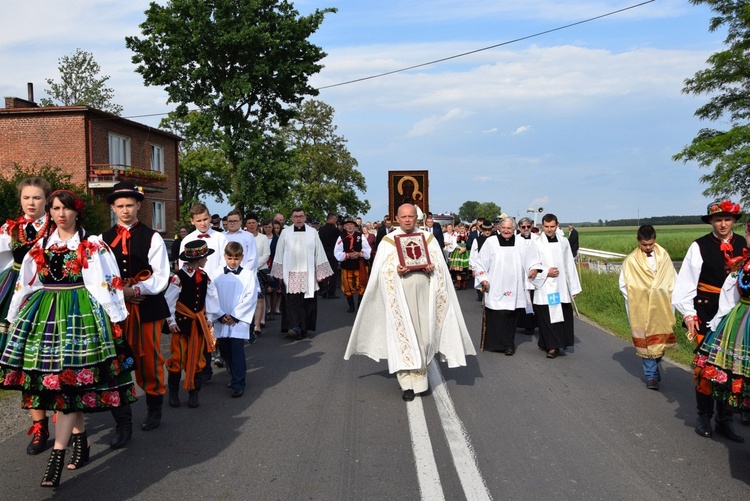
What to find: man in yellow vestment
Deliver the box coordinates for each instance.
[619,225,676,391]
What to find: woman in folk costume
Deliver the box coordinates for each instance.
[694,250,750,410]
[449,223,470,289]
[0,177,55,455]
[0,189,134,487]
[619,225,676,390]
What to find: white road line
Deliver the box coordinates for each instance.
[429,362,493,501]
[407,393,446,501]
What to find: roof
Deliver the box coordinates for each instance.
[0,104,183,141]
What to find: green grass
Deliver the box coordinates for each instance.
[577,224,712,261]
[576,267,695,367]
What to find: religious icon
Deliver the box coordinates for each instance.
[389,170,429,221]
[394,233,432,271]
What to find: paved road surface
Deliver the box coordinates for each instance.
[1,289,749,500]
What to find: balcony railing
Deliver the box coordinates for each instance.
[89,164,168,185]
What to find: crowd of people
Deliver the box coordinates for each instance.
[2,177,750,488]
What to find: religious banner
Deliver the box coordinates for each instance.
[388,170,428,220]
[394,233,432,271]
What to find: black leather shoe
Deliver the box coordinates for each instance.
[231,389,244,398]
[402,390,415,402]
[695,415,712,438]
[646,379,659,391]
[546,350,557,359]
[716,421,745,443]
[109,424,132,449]
[505,348,515,356]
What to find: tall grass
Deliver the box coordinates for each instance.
[576,267,695,367]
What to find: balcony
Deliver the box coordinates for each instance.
[88,164,168,190]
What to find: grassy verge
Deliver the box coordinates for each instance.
[576,267,695,367]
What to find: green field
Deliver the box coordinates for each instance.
[576,223,745,261]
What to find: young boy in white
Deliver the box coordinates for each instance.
[211,241,258,398]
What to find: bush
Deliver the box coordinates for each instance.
[0,163,110,235]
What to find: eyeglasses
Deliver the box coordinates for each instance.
[226,219,241,224]
[520,225,531,229]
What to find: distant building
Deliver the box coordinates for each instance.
[0,92,181,235]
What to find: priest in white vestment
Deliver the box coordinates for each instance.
[271,208,333,339]
[344,204,476,401]
[474,218,541,354]
[528,213,581,358]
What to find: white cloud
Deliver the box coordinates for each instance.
[482,128,498,133]
[407,108,468,137]
[512,125,531,135]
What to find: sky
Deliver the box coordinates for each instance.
[0,0,731,224]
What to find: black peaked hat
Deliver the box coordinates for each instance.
[106,181,145,204]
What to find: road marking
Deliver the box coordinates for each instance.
[429,361,493,501]
[407,391,446,500]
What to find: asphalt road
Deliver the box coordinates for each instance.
[1,288,749,500]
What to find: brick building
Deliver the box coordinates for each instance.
[0,95,181,236]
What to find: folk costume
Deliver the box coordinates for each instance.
[0,213,53,343]
[529,231,582,356]
[344,227,476,396]
[693,262,750,411]
[101,181,171,440]
[0,229,136,412]
[270,223,333,339]
[334,218,372,312]
[179,227,228,281]
[474,233,540,354]
[448,233,470,289]
[165,241,220,408]
[212,265,257,396]
[672,199,746,440]
[619,242,676,384]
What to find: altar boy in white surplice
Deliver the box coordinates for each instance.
[211,241,258,398]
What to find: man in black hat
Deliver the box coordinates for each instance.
[101,181,171,448]
[211,214,224,232]
[673,199,747,441]
[334,216,371,312]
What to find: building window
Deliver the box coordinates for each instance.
[150,144,164,173]
[108,133,131,167]
[152,201,165,232]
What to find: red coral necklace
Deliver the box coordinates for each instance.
[18,214,49,246]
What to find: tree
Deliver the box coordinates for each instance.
[674,0,750,203]
[273,100,369,221]
[159,111,233,222]
[39,48,123,115]
[458,201,501,222]
[0,164,110,234]
[125,0,335,200]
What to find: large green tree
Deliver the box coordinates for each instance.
[458,201,501,222]
[159,110,233,222]
[275,100,369,221]
[40,48,123,115]
[674,0,750,202]
[126,0,335,200]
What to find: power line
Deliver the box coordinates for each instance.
[317,0,656,90]
[108,0,656,122]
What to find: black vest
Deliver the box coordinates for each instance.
[340,232,364,270]
[693,232,747,330]
[102,222,170,322]
[173,268,209,334]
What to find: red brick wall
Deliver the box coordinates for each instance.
[0,107,180,236]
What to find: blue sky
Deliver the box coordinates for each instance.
[0,1,729,224]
